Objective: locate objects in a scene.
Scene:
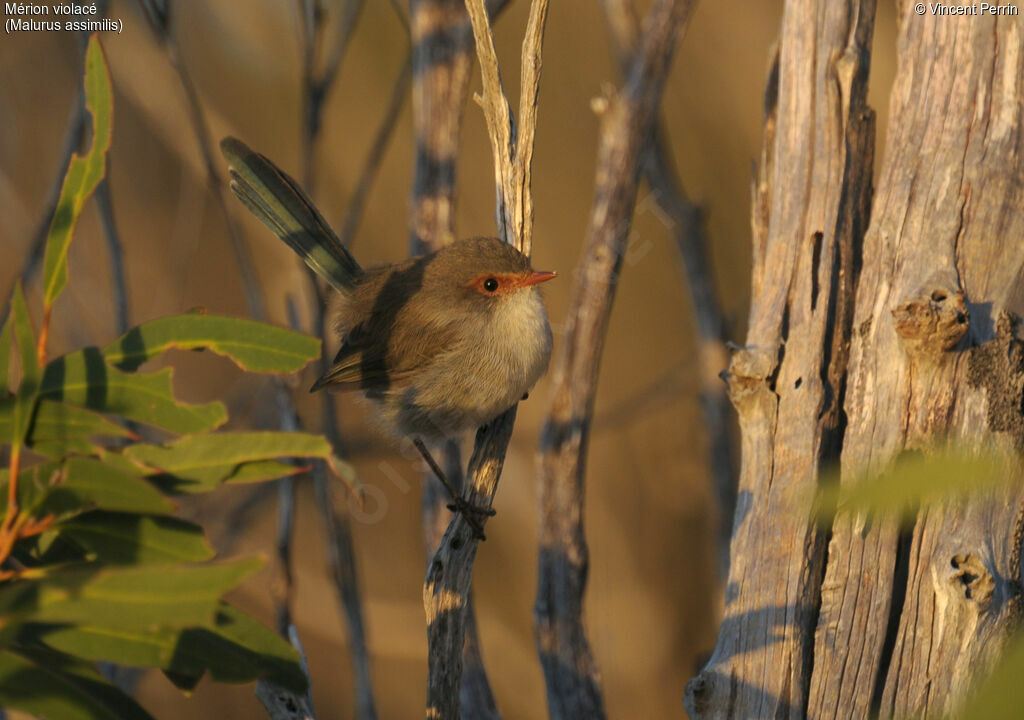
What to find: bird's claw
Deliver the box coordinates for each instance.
[446,498,496,540]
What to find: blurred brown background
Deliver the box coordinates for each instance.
[0,1,897,718]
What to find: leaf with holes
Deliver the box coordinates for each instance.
[39,348,226,435]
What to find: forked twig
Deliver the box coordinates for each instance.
[422,2,550,718]
[410,1,510,715]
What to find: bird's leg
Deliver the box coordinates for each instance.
[413,438,495,540]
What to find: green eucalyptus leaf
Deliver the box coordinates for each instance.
[103,313,320,374]
[0,460,63,519]
[30,438,103,460]
[54,512,213,564]
[42,36,114,311]
[32,457,174,518]
[0,456,172,530]
[0,646,155,720]
[31,400,132,441]
[171,602,306,691]
[225,459,308,485]
[964,633,1024,720]
[0,558,262,635]
[0,311,12,393]
[27,602,305,693]
[124,431,359,494]
[148,459,303,495]
[812,452,1008,524]
[11,280,38,385]
[0,399,131,455]
[39,348,227,435]
[10,281,40,448]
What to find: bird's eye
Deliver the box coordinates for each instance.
[483,277,499,292]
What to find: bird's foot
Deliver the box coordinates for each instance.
[446,497,496,540]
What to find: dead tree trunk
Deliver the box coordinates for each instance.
[686,2,1024,718]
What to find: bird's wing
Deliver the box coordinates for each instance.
[311,317,460,393]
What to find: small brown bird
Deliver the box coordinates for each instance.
[220,138,555,532]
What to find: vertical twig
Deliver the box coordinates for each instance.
[297,0,367,190]
[425,410,518,719]
[256,625,318,720]
[410,0,472,254]
[339,53,412,250]
[422,2,548,719]
[94,178,130,335]
[311,467,376,720]
[599,0,735,576]
[274,474,298,633]
[462,0,548,255]
[294,4,381,719]
[533,1,697,718]
[410,1,510,716]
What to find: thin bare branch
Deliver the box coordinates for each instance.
[463,0,516,247]
[316,0,367,114]
[256,625,318,720]
[387,0,410,35]
[271,340,304,635]
[313,466,376,720]
[339,52,412,250]
[94,178,130,335]
[425,409,518,720]
[294,5,379,717]
[411,1,507,715]
[599,0,735,576]
[511,0,549,259]
[274,476,298,634]
[422,1,550,718]
[534,1,697,718]
[410,0,473,253]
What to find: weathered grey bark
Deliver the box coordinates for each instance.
[424,411,518,720]
[687,2,1024,718]
[256,625,317,720]
[411,2,511,718]
[421,2,548,718]
[533,1,697,719]
[599,0,736,577]
[810,7,1024,719]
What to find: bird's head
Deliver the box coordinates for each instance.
[432,237,556,312]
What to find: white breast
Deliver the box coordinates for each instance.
[388,288,553,439]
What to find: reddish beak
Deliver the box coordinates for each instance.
[521,270,558,287]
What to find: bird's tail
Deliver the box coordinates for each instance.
[220,137,363,293]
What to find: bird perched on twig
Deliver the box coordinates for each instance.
[220,138,556,536]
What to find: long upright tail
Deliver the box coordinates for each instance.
[220,137,363,293]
